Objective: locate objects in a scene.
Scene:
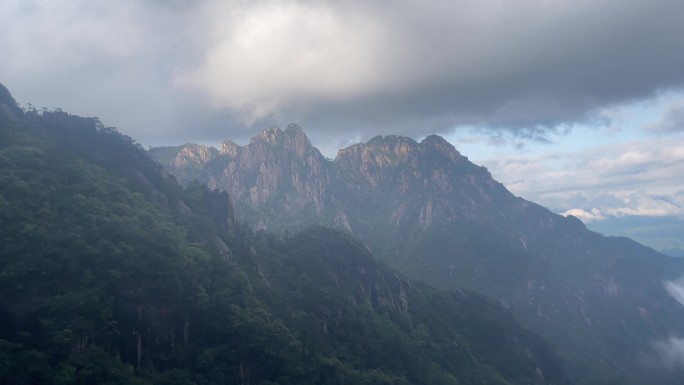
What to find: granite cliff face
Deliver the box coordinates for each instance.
[151,126,516,233]
[333,134,517,230]
[153,127,564,248]
[151,126,684,385]
[154,125,332,229]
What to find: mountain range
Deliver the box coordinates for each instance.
[151,124,684,384]
[1,83,574,384]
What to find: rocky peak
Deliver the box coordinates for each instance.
[420,134,466,163]
[334,135,419,174]
[175,143,216,168]
[282,124,316,159]
[335,134,467,170]
[283,123,305,137]
[253,125,283,145]
[366,135,419,161]
[169,124,331,221]
[246,124,320,161]
[368,134,418,146]
[219,140,240,157]
[329,132,513,228]
[420,134,452,147]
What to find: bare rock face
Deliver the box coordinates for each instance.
[174,144,216,168]
[152,124,334,229]
[151,128,527,233]
[332,133,515,230]
[219,140,240,157]
[233,124,330,215]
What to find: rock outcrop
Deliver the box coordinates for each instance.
[151,127,514,233]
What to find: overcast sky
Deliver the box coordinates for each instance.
[2,0,683,252]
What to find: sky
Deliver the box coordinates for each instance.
[2,0,683,253]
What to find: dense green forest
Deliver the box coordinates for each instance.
[0,84,569,384]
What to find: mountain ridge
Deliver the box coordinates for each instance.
[151,124,514,231]
[151,125,684,384]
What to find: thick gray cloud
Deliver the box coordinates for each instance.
[2,0,684,146]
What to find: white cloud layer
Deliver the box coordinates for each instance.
[483,135,684,221]
[664,278,684,307]
[561,208,605,223]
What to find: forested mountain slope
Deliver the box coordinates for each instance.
[0,83,569,384]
